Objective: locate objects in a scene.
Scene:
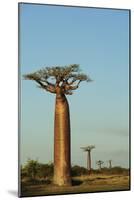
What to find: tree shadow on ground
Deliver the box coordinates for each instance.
[72,179,83,186]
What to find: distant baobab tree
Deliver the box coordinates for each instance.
[108,160,112,169]
[81,145,95,174]
[24,64,91,186]
[96,160,104,171]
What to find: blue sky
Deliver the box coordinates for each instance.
[20,3,129,168]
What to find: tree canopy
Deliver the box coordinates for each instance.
[23,64,92,95]
[81,145,95,152]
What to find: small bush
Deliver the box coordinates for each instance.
[21,159,54,180]
[71,165,89,176]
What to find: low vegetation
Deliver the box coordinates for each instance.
[20,159,130,197]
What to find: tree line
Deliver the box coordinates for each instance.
[21,159,129,182]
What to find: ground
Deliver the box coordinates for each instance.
[20,174,130,197]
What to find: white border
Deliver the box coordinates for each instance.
[0,0,133,199]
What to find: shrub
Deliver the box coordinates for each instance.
[38,163,54,178]
[21,159,54,180]
[71,165,89,176]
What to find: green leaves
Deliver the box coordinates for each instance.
[23,72,41,81]
[23,64,89,81]
[24,159,40,180]
[21,159,54,180]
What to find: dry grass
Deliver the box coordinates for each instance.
[21,174,130,197]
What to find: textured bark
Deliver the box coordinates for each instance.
[54,93,71,186]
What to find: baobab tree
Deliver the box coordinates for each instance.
[96,160,104,171]
[81,145,95,174]
[108,160,112,169]
[24,64,91,186]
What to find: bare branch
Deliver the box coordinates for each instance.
[63,80,81,91]
[36,80,47,89]
[36,80,56,93]
[41,79,55,87]
[64,90,73,95]
[47,85,56,93]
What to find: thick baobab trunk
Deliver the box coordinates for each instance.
[54,93,71,186]
[87,151,91,174]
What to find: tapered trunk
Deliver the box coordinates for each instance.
[87,151,91,174]
[54,93,71,186]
